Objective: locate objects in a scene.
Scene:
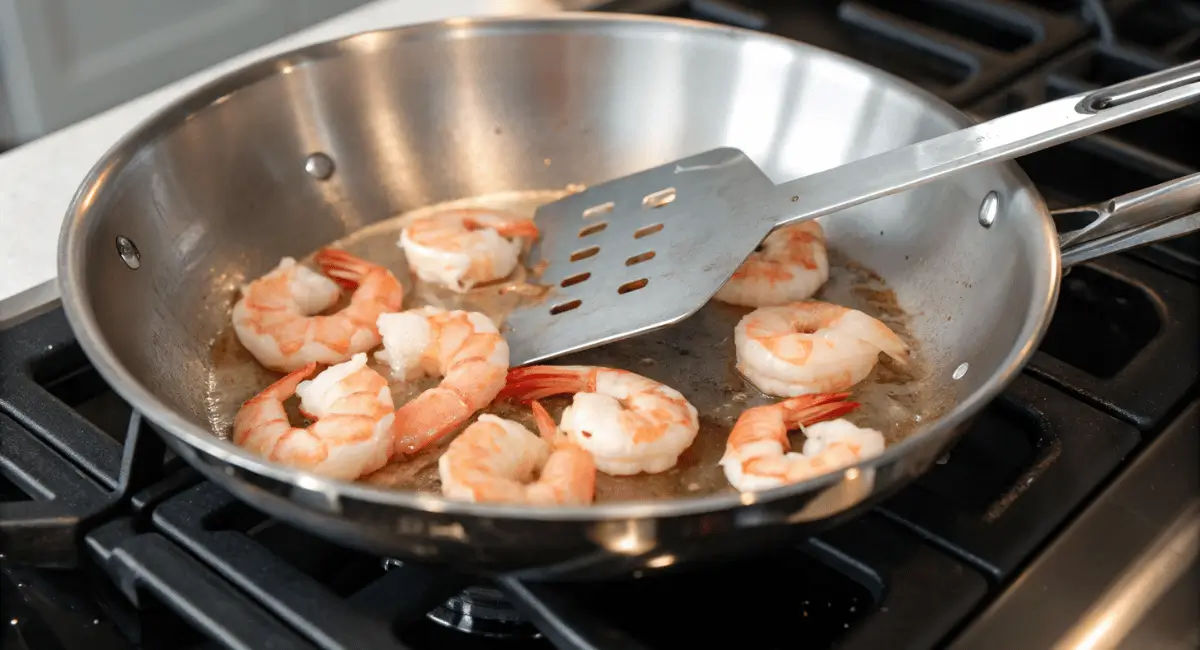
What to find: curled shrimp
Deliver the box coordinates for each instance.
[498,366,699,476]
[735,300,910,397]
[439,401,596,506]
[715,221,829,307]
[719,393,882,492]
[375,307,509,455]
[232,353,395,481]
[232,249,405,372]
[399,208,540,293]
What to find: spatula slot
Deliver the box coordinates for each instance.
[550,299,583,315]
[583,202,615,219]
[579,222,608,238]
[642,188,677,208]
[618,278,649,294]
[634,224,664,239]
[625,251,656,266]
[561,272,591,288]
[571,246,600,262]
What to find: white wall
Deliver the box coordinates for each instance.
[0,0,371,145]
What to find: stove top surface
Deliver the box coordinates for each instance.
[3,1,1199,649]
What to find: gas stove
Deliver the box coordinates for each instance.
[2,2,1198,649]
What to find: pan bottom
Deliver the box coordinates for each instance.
[201,189,952,503]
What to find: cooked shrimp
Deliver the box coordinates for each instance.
[399,208,540,293]
[498,366,699,476]
[735,301,910,397]
[719,393,882,492]
[375,306,509,454]
[439,402,596,505]
[232,249,405,372]
[232,353,395,480]
[714,221,829,307]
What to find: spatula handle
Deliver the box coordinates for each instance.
[772,61,1200,228]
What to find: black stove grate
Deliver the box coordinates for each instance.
[593,0,1147,105]
[1,309,131,488]
[83,478,988,650]
[0,309,173,568]
[1025,256,1199,430]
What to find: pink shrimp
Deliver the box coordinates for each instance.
[714,220,829,307]
[398,208,540,292]
[232,353,395,480]
[374,307,509,455]
[498,366,699,476]
[719,393,884,492]
[438,401,596,506]
[231,248,404,372]
[734,300,910,396]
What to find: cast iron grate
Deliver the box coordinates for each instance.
[1116,0,1200,60]
[1,309,131,488]
[593,0,1100,105]
[0,413,114,567]
[1027,255,1199,431]
[78,477,989,650]
[0,308,173,567]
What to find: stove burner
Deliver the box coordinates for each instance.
[426,585,540,639]
[377,559,538,639]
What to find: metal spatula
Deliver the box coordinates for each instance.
[504,61,1200,366]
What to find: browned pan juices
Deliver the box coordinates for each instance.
[204,190,950,503]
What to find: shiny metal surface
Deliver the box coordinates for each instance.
[303,152,336,181]
[50,14,1197,578]
[508,147,780,366]
[513,61,1200,365]
[1056,172,1200,268]
[949,402,1200,650]
[1082,58,1200,111]
[977,192,999,228]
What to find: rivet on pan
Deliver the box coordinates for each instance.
[978,191,999,228]
[952,362,969,380]
[304,152,335,180]
[115,236,141,270]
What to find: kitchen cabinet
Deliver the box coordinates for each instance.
[0,0,370,145]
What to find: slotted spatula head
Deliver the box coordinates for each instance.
[505,147,779,366]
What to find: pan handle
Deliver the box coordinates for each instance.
[1053,172,1200,268]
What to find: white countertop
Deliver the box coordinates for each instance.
[0,0,566,318]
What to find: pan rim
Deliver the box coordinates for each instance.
[56,11,1061,522]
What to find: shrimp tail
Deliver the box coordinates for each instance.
[497,366,592,403]
[779,392,860,428]
[314,248,375,291]
[530,400,558,442]
[255,363,320,403]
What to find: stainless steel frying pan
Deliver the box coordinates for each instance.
[56,13,1200,580]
